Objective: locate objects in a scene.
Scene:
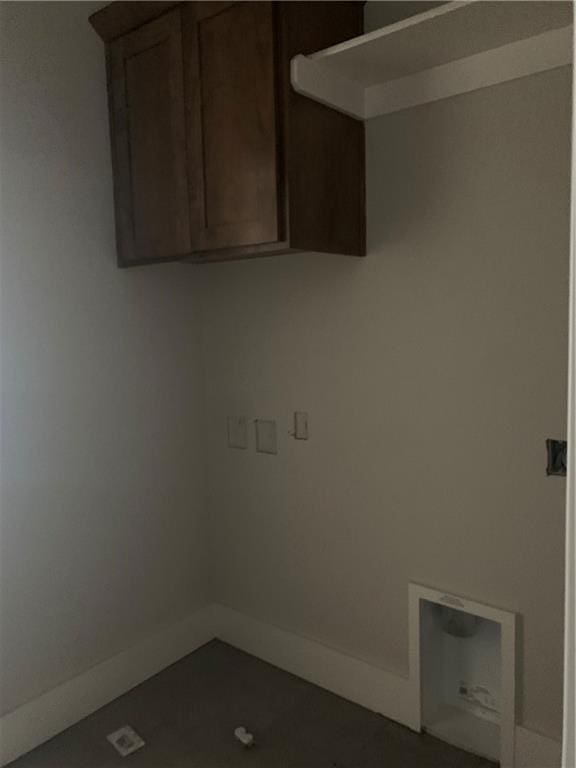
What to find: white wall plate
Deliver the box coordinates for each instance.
[294,411,309,441]
[255,419,277,455]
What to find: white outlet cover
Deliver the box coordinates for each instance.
[255,419,277,454]
[107,726,145,757]
[227,416,248,449]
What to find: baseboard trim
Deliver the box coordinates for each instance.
[1,602,561,768]
[515,726,563,768]
[0,605,214,767]
[213,603,562,768]
[213,603,418,732]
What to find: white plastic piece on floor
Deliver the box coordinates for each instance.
[107,725,146,757]
[234,726,255,747]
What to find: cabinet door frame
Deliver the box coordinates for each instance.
[182,1,285,255]
[108,8,191,266]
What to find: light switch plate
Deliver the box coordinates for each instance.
[255,419,277,454]
[294,411,309,440]
[107,726,145,757]
[227,416,248,449]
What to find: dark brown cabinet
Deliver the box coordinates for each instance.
[108,9,190,264]
[183,2,279,253]
[91,1,365,267]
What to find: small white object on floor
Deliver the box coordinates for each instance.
[234,726,254,747]
[107,725,146,757]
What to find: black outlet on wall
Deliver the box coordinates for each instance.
[546,439,567,476]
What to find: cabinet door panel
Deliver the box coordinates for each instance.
[109,10,190,265]
[185,2,280,252]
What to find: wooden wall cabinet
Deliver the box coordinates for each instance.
[90,1,365,267]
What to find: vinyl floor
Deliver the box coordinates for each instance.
[9,639,497,768]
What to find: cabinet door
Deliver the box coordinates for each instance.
[184,2,280,253]
[109,10,191,265]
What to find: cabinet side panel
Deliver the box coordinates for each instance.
[281,1,366,256]
[108,39,136,264]
[182,2,205,249]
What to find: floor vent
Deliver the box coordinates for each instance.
[107,726,146,757]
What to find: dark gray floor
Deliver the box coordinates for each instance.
[10,640,497,768]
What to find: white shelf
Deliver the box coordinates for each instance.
[291,1,573,120]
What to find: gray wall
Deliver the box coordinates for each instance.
[200,66,571,738]
[0,2,208,716]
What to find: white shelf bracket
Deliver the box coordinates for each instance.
[290,54,366,121]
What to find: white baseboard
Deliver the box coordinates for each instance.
[213,603,418,732]
[213,603,562,768]
[1,602,562,768]
[0,604,214,767]
[515,726,563,768]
